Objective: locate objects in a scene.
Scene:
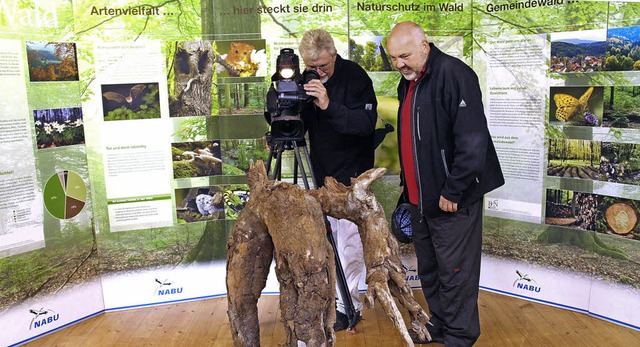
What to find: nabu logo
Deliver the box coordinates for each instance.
[513,270,541,293]
[404,265,419,282]
[29,307,58,330]
[154,278,184,296]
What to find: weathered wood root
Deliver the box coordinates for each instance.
[226,199,273,347]
[227,163,429,347]
[226,161,335,347]
[311,168,432,347]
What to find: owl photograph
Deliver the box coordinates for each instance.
[174,185,225,223]
[550,86,603,126]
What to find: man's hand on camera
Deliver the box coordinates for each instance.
[303,79,329,110]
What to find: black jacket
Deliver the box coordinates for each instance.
[302,54,377,187]
[397,44,504,217]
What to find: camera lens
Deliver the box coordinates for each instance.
[302,70,320,84]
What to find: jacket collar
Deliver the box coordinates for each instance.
[324,54,343,87]
[423,42,441,78]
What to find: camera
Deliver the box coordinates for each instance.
[266,48,320,142]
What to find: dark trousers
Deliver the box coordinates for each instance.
[411,199,483,347]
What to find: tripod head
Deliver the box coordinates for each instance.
[264,131,316,189]
[265,131,308,152]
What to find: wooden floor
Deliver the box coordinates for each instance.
[23,290,640,347]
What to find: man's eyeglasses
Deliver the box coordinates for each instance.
[306,63,331,71]
[306,58,333,72]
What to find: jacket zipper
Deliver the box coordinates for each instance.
[441,149,450,177]
[416,107,422,141]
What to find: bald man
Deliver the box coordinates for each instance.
[386,22,504,346]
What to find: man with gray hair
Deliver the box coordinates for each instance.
[298,29,378,332]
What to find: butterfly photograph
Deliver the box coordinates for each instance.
[550,86,603,126]
[101,82,161,121]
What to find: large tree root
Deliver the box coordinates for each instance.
[311,168,431,346]
[226,162,430,347]
[226,161,335,347]
[226,205,273,346]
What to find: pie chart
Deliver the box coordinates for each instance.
[43,170,86,219]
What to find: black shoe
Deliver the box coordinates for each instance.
[409,326,444,344]
[333,310,361,331]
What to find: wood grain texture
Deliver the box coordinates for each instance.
[22,290,640,347]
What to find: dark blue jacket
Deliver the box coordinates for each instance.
[397,44,504,217]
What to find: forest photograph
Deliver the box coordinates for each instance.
[605,25,640,71]
[26,41,79,82]
[33,107,84,149]
[219,139,269,175]
[349,36,393,72]
[549,86,602,126]
[600,142,640,186]
[101,82,161,121]
[171,140,222,178]
[545,189,599,231]
[602,86,640,129]
[175,185,225,223]
[218,81,268,116]
[546,139,600,180]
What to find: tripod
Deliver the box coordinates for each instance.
[265,134,359,332]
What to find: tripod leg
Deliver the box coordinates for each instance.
[272,145,284,181]
[293,142,311,189]
[325,219,359,332]
[293,153,299,186]
[301,144,318,187]
[266,143,275,175]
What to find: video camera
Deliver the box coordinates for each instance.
[266,48,320,142]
